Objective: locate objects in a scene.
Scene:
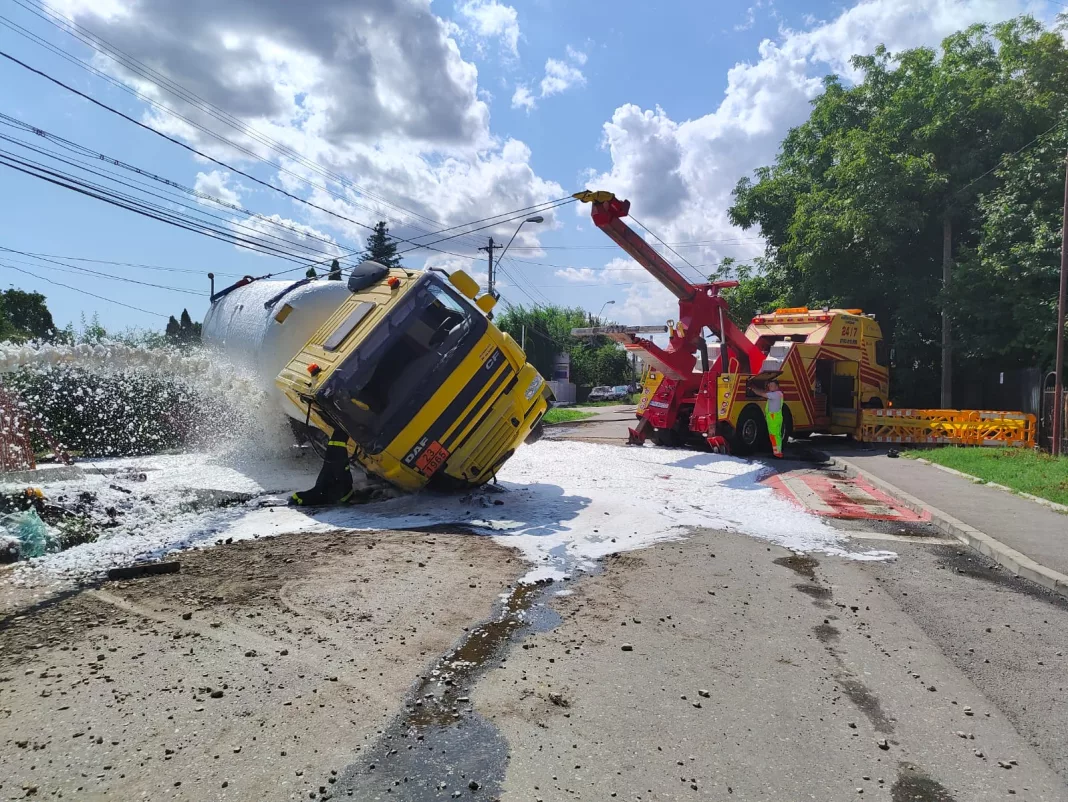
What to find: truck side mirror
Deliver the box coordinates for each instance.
[448,270,480,299]
[476,294,497,314]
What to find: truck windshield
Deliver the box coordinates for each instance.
[317,274,487,454]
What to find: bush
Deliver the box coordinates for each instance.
[3,366,228,458]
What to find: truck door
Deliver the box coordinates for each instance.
[831,361,860,431]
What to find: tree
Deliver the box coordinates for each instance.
[727,17,1068,406]
[0,289,60,342]
[494,304,633,387]
[164,309,202,346]
[328,259,342,280]
[361,222,403,268]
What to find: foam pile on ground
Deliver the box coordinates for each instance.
[7,441,892,585]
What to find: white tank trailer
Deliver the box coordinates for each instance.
[202,277,351,422]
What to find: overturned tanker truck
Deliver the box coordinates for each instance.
[203,262,552,498]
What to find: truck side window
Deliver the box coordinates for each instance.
[875,340,888,367]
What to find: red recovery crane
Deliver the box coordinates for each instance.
[572,190,765,449]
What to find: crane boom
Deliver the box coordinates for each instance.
[573,190,764,377]
[573,191,694,301]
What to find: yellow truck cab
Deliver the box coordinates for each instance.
[717,307,889,448]
[275,263,551,491]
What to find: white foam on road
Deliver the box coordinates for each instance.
[8,441,892,585]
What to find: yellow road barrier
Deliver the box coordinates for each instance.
[860,409,1036,448]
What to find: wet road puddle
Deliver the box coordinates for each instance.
[891,762,957,801]
[334,579,561,800]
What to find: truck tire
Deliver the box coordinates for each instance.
[652,427,679,447]
[289,418,330,459]
[733,406,767,456]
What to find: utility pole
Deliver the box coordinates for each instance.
[521,325,526,351]
[479,237,497,298]
[941,215,953,409]
[1053,151,1068,456]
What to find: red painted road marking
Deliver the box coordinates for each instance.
[763,470,930,522]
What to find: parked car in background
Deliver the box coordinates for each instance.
[588,385,630,402]
[587,386,615,402]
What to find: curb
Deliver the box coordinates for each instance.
[829,456,1068,601]
[909,458,1068,515]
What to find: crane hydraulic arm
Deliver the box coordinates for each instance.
[573,191,764,379]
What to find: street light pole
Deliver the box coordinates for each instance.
[597,300,615,322]
[484,215,544,299]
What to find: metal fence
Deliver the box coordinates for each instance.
[1040,372,1068,455]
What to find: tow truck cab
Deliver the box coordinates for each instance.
[715,307,889,451]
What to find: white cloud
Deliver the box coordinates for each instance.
[565,45,588,65]
[511,85,536,112]
[457,0,521,57]
[194,170,241,207]
[50,0,564,262]
[554,267,600,283]
[514,45,589,111]
[585,0,1037,273]
[239,214,343,260]
[540,57,586,97]
[735,7,756,31]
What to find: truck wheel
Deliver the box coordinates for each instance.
[289,418,329,459]
[782,406,793,448]
[733,406,767,456]
[652,427,679,447]
[525,422,545,444]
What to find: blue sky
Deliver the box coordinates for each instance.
[0,0,1056,334]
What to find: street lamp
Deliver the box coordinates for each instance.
[483,215,544,300]
[597,300,615,321]
[498,216,544,267]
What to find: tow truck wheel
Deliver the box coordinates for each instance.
[652,427,678,447]
[733,406,767,456]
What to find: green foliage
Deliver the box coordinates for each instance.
[905,447,1068,506]
[728,17,1068,406]
[164,309,202,347]
[361,222,403,269]
[4,366,219,458]
[543,408,595,424]
[494,304,634,387]
[0,289,60,343]
[328,259,343,280]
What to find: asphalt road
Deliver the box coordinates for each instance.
[3,417,1068,801]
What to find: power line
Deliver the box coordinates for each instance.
[0,49,573,267]
[0,151,332,266]
[2,249,246,278]
[0,115,356,257]
[0,248,204,295]
[0,261,169,317]
[503,238,764,250]
[0,133,350,263]
[3,4,568,256]
[954,115,1068,198]
[6,0,469,235]
[629,213,708,285]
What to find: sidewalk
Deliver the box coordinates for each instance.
[835,448,1068,583]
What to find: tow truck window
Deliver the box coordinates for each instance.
[875,340,888,367]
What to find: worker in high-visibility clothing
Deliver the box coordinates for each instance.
[289,429,354,506]
[750,379,785,458]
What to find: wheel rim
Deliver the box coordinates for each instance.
[741,418,759,444]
